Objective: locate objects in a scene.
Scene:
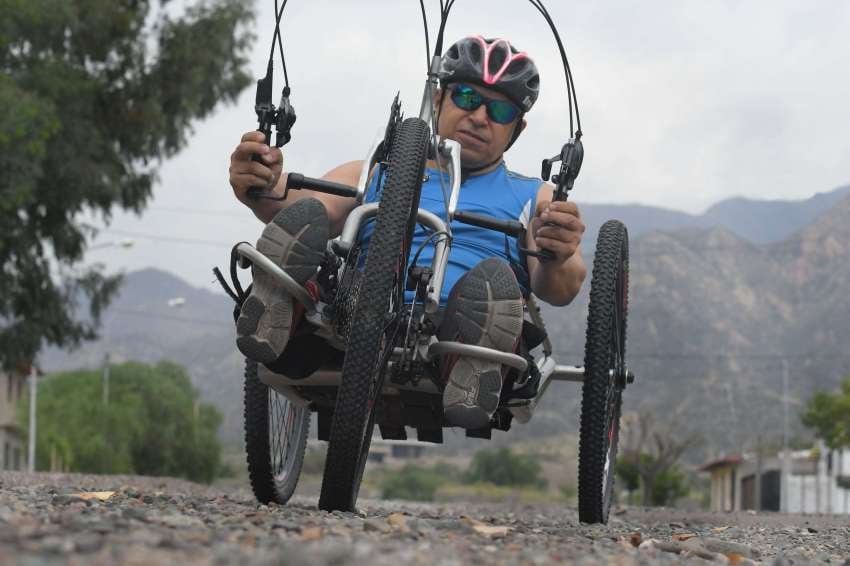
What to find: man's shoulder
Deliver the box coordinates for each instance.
[501,167,546,200]
[503,167,542,184]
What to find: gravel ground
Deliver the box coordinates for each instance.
[1,472,849,565]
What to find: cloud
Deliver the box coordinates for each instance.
[92,0,850,287]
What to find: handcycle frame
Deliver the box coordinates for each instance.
[236,28,602,422]
[234,133,591,428]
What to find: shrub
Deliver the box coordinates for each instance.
[464,447,547,489]
[381,464,453,501]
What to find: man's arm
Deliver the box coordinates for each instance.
[228,131,361,236]
[525,183,587,306]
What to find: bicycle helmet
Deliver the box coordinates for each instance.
[440,36,540,113]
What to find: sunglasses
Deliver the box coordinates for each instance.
[448,84,521,125]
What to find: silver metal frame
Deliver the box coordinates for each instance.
[235,244,317,315]
[428,342,527,372]
[355,130,384,203]
[237,190,589,423]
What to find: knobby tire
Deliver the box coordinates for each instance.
[578,220,629,524]
[318,117,430,512]
[244,358,310,504]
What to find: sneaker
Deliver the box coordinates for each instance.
[236,198,329,364]
[442,258,524,429]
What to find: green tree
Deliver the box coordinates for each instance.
[19,361,223,482]
[615,457,640,504]
[801,377,850,450]
[464,447,547,489]
[619,410,700,506]
[615,453,689,506]
[647,460,689,506]
[0,0,254,368]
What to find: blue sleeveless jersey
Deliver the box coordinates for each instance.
[359,162,542,304]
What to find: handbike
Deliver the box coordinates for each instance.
[220,0,634,524]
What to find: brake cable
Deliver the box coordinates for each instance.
[419,0,458,223]
[528,0,584,203]
[247,0,297,201]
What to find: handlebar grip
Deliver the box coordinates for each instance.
[246,124,275,199]
[285,173,358,199]
[453,211,559,263]
[453,211,524,238]
[246,153,267,199]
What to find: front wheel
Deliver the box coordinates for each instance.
[318,117,430,512]
[578,220,629,524]
[244,359,310,504]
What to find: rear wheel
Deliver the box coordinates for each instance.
[318,117,430,512]
[578,220,629,524]
[244,359,310,504]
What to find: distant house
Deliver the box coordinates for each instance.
[701,443,850,514]
[368,439,431,464]
[0,361,30,471]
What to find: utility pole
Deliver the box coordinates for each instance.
[27,364,37,473]
[755,435,762,512]
[101,353,111,472]
[781,359,790,513]
[102,353,110,406]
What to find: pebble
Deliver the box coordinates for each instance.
[2,471,849,565]
[700,536,759,558]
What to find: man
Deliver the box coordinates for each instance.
[228,36,586,429]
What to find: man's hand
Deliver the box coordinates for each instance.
[530,200,585,265]
[228,131,284,206]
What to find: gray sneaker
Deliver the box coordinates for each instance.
[442,258,524,429]
[236,198,329,364]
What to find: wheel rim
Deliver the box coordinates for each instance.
[269,391,305,490]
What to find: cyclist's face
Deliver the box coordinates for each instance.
[436,84,525,169]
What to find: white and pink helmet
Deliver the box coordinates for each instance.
[439,36,540,113]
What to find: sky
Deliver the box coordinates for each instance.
[89,0,850,290]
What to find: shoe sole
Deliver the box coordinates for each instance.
[236,199,328,364]
[443,258,523,429]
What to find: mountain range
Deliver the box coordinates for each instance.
[41,185,850,460]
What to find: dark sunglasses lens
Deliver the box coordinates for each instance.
[488,100,519,124]
[451,86,482,111]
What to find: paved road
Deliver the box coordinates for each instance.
[1,472,848,565]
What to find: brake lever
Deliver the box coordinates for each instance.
[246,62,297,201]
[533,136,584,262]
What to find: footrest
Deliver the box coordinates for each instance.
[234,242,317,314]
[427,341,528,372]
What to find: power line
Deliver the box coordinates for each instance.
[147,205,251,219]
[102,229,234,248]
[109,307,232,328]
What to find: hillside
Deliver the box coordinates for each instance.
[577,184,850,250]
[540,192,850,460]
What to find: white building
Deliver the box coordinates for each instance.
[367,439,431,464]
[702,442,850,514]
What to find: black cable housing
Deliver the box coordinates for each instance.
[433,0,456,58]
[526,0,581,138]
[418,0,431,72]
[270,0,289,87]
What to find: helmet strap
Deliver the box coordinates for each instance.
[504,113,525,152]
